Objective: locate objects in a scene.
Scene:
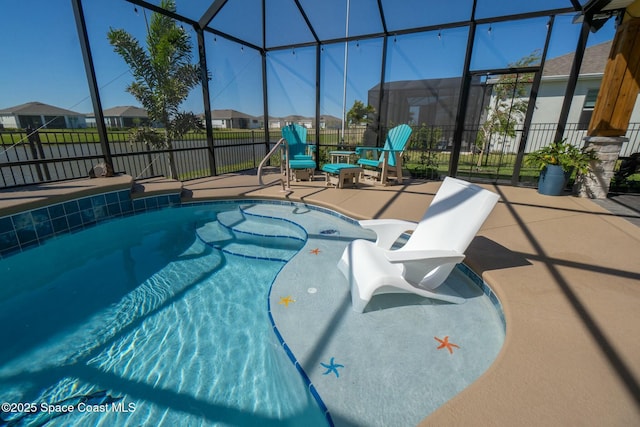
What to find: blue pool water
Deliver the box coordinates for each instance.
[0,202,331,426]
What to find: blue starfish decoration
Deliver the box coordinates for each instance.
[320,357,344,378]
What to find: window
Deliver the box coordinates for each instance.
[578,88,599,129]
[583,88,599,109]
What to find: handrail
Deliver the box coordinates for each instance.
[257,137,290,190]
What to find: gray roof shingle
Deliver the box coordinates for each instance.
[101,106,148,117]
[0,101,82,116]
[543,40,612,77]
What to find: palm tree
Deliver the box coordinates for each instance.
[107,0,201,179]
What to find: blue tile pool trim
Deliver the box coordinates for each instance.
[0,191,181,259]
[457,263,506,333]
[267,281,334,427]
[182,198,362,227]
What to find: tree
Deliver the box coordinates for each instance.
[476,50,540,168]
[347,100,376,126]
[107,0,202,179]
[411,123,443,179]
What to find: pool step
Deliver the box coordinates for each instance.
[218,208,307,241]
[196,207,306,262]
[222,242,301,261]
[196,220,234,245]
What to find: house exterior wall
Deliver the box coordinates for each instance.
[211,118,260,129]
[212,119,227,128]
[485,75,640,154]
[530,79,568,124]
[105,117,123,128]
[9,114,87,129]
[0,115,18,129]
[531,76,640,125]
[66,115,87,128]
[88,116,150,128]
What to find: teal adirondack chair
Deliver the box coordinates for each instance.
[355,124,412,185]
[282,124,316,181]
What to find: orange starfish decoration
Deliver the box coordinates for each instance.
[434,336,460,354]
[279,296,295,307]
[309,248,321,255]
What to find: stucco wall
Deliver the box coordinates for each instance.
[531,76,640,124]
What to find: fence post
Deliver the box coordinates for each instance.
[26,127,43,182]
[26,127,51,181]
[34,131,50,181]
[146,143,156,177]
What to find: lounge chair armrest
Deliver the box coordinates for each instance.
[358,219,418,249]
[384,249,464,263]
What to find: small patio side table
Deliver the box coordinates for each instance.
[321,163,363,188]
[329,150,357,164]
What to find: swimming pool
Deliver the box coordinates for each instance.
[0,199,505,426]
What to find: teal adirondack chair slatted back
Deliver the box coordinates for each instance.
[357,124,412,168]
[380,124,412,167]
[282,124,312,160]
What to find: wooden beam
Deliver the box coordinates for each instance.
[588,17,640,136]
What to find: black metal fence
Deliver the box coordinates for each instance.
[0,129,268,186]
[1,123,639,190]
[400,122,640,188]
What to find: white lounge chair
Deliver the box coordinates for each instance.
[337,177,500,313]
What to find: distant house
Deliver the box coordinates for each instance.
[282,115,313,129]
[480,40,640,154]
[0,101,86,129]
[267,117,283,129]
[319,115,342,129]
[86,106,150,128]
[211,109,260,129]
[266,115,340,129]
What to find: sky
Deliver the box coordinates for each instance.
[0,0,616,120]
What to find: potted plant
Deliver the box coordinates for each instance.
[526,139,599,196]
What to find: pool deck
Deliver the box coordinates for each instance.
[1,170,639,426]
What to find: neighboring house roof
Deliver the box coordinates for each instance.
[319,114,342,122]
[0,101,82,116]
[257,114,341,122]
[543,40,612,77]
[211,109,257,120]
[101,106,148,117]
[282,114,311,122]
